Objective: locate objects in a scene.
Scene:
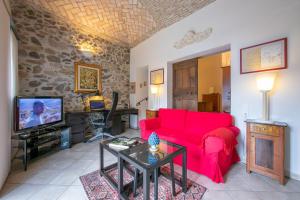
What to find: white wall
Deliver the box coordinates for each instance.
[130,0,300,179]
[0,0,12,189]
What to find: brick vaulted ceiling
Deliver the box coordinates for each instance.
[15,0,215,47]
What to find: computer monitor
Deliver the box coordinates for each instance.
[89,100,105,110]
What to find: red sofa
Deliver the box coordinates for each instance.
[139,108,240,183]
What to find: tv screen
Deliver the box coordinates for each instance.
[15,96,63,132]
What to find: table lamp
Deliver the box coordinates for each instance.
[256,74,276,121]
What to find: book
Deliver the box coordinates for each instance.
[108,137,137,150]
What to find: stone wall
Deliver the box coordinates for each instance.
[11,1,130,112]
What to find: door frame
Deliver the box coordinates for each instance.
[167,44,231,109]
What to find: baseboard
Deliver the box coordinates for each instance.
[285,170,300,181]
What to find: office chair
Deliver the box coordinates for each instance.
[87,91,119,142]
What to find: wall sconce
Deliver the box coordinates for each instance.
[221,51,231,67]
[78,42,95,58]
[256,74,276,121]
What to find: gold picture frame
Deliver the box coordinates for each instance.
[74,62,102,93]
[150,68,164,85]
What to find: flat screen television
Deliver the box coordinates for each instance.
[15,96,63,132]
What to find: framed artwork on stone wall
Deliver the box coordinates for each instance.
[74,62,102,93]
[240,38,287,74]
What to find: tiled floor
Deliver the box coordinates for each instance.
[1,129,300,200]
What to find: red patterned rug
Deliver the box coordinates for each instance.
[80,166,206,200]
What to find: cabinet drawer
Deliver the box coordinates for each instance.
[249,124,280,137]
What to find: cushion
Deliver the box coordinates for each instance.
[158,108,187,131]
[185,112,233,136]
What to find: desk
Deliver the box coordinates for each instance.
[65,108,138,144]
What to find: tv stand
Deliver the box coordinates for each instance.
[12,124,71,171]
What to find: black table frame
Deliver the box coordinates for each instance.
[99,137,139,191]
[117,140,187,200]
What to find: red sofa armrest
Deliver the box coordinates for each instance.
[204,137,224,154]
[201,127,238,155]
[139,118,161,131]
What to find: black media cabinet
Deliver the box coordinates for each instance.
[12,125,71,171]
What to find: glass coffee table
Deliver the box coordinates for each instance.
[117,139,187,200]
[99,137,145,190]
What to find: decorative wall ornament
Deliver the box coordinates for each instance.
[174,27,213,49]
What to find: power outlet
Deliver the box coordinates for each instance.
[243,112,248,120]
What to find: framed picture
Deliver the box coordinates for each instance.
[130,82,136,94]
[240,38,287,74]
[74,62,102,93]
[150,68,164,85]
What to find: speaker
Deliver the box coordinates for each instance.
[61,126,72,149]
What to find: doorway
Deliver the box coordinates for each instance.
[172,51,231,113]
[135,66,149,119]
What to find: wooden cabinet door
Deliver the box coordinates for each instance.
[222,66,231,113]
[249,134,280,176]
[173,59,198,111]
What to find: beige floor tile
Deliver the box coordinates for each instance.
[260,176,300,193]
[0,184,43,200]
[49,169,84,186]
[28,185,67,200]
[228,191,260,200]
[68,159,94,171]
[24,169,61,185]
[256,191,296,200]
[57,186,88,200]
[202,190,232,200]
[6,170,37,184]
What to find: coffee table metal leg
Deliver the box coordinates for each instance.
[170,160,176,196]
[182,150,187,193]
[154,168,159,200]
[118,156,124,195]
[133,168,139,197]
[99,144,104,175]
[143,169,150,200]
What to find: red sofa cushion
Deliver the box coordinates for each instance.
[158,108,187,131]
[185,112,233,137]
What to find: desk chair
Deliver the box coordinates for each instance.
[87,92,118,142]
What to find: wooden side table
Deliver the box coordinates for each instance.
[146,109,158,119]
[245,119,287,184]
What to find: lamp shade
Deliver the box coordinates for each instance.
[151,85,158,94]
[256,75,275,91]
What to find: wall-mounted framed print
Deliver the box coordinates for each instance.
[74,62,102,93]
[240,38,287,74]
[130,82,136,94]
[150,68,164,85]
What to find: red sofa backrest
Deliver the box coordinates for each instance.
[185,111,233,136]
[158,108,187,130]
